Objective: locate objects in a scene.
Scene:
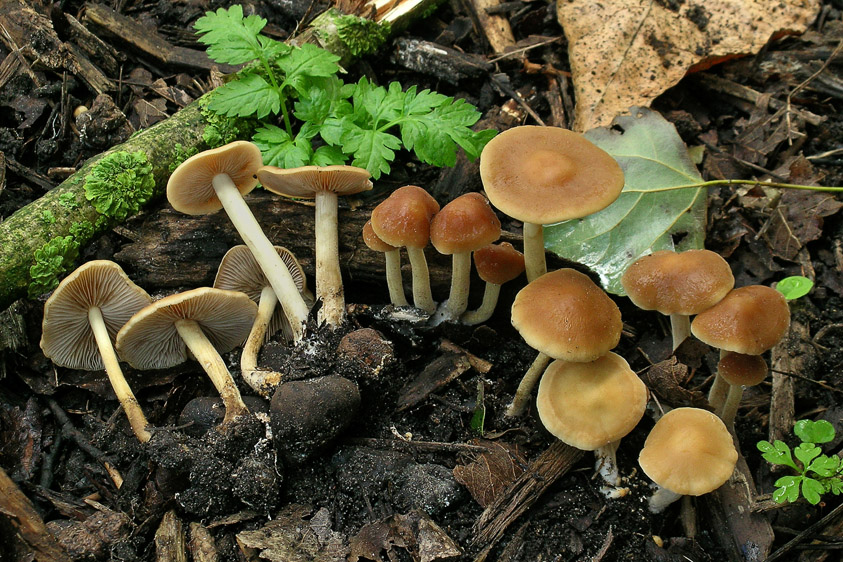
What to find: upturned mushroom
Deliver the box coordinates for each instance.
[479,126,624,282]
[167,141,310,343]
[370,185,440,313]
[507,269,623,417]
[213,245,312,397]
[257,165,373,327]
[429,192,501,324]
[362,220,408,307]
[461,242,525,325]
[116,288,257,425]
[716,352,768,427]
[621,249,734,350]
[41,260,153,443]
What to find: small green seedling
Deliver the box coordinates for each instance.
[757,419,843,505]
[776,276,813,300]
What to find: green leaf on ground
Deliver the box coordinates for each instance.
[544,107,707,295]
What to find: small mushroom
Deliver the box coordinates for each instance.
[480,126,624,282]
[716,352,768,427]
[167,141,310,342]
[461,242,525,325]
[429,192,501,324]
[362,220,409,307]
[116,288,257,425]
[621,249,734,350]
[257,165,373,327]
[507,269,623,417]
[41,260,153,443]
[536,352,648,488]
[213,245,312,397]
[370,185,441,314]
[638,407,738,513]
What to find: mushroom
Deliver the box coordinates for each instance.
[621,249,734,350]
[691,285,790,411]
[116,287,257,424]
[536,352,648,487]
[362,220,409,307]
[479,126,624,282]
[716,352,768,427]
[167,141,310,343]
[256,164,373,327]
[429,192,501,324]
[507,268,623,417]
[461,242,525,325]
[638,407,738,513]
[40,260,153,443]
[370,185,440,314]
[213,245,312,397]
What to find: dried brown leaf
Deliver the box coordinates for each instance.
[453,441,525,508]
[349,511,461,562]
[236,505,347,562]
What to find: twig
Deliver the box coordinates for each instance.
[766,502,843,562]
[786,40,843,144]
[344,437,491,454]
[487,37,561,63]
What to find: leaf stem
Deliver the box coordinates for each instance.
[260,56,293,137]
[623,179,843,193]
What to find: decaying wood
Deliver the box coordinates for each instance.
[188,522,220,562]
[392,37,492,85]
[64,13,122,75]
[0,0,73,71]
[462,0,516,55]
[155,510,187,562]
[769,317,812,443]
[471,440,583,549]
[0,466,73,562]
[396,349,473,411]
[767,502,843,562]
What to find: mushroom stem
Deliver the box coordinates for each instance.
[174,318,249,424]
[648,486,683,513]
[431,252,472,325]
[505,351,552,417]
[240,285,282,397]
[523,222,547,282]
[718,384,744,427]
[594,440,622,486]
[670,313,691,351]
[461,282,501,325]
[89,307,151,443]
[406,246,436,313]
[708,350,730,411]
[384,250,409,306]
[315,191,344,326]
[212,173,309,342]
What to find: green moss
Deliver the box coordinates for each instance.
[84,151,155,222]
[58,192,79,209]
[41,210,56,225]
[335,15,391,56]
[69,220,95,242]
[28,236,80,298]
[169,143,199,173]
[199,97,255,148]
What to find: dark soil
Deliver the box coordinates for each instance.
[1,0,843,561]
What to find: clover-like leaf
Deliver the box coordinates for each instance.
[807,455,840,478]
[776,276,813,300]
[794,443,822,468]
[773,475,802,503]
[757,440,798,470]
[802,477,825,505]
[794,419,835,444]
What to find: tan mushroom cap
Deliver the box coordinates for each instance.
[717,352,768,387]
[116,288,257,370]
[474,242,525,285]
[370,185,440,248]
[639,407,738,496]
[691,285,790,355]
[257,165,372,198]
[511,269,622,361]
[41,260,152,370]
[621,249,735,315]
[430,193,501,255]
[479,125,624,225]
[362,220,397,253]
[536,352,648,450]
[167,141,263,215]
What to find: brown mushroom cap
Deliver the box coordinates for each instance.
[257,165,372,199]
[115,287,257,370]
[621,249,735,315]
[479,125,624,225]
[691,285,790,355]
[41,260,152,370]
[511,269,622,361]
[370,185,440,248]
[430,193,501,255]
[717,352,768,387]
[167,141,263,215]
[638,407,738,496]
[362,220,397,253]
[536,352,648,450]
[474,242,525,285]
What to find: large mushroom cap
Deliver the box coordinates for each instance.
[479,126,624,224]
[41,260,152,370]
[511,269,622,361]
[536,352,647,450]
[621,249,735,315]
[474,242,525,285]
[370,185,440,248]
[638,407,738,496]
[430,193,501,255]
[717,352,768,387]
[257,165,372,199]
[116,287,257,370]
[691,285,790,355]
[167,141,263,215]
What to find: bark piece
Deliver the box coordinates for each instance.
[461,0,516,54]
[155,510,187,562]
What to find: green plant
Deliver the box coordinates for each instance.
[776,276,814,300]
[757,419,843,505]
[194,5,494,179]
[29,236,80,298]
[84,151,155,222]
